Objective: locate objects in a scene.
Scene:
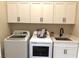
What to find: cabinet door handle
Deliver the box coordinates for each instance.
[17,17,20,22]
[63,17,66,23]
[40,17,43,22]
[64,49,67,54]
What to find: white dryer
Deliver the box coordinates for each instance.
[4,30,30,58]
[29,29,52,58]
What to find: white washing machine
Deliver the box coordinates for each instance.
[29,29,52,58]
[4,30,30,58]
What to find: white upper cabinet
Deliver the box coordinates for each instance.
[65,2,76,24]
[42,2,54,23]
[7,2,17,23]
[53,2,66,24]
[31,2,42,23]
[18,2,30,23]
[7,2,76,24]
[7,2,30,23]
[31,2,53,23]
[53,2,76,24]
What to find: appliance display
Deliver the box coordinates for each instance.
[29,29,53,58]
[4,30,30,58]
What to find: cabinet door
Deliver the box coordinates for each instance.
[53,2,66,24]
[7,2,18,23]
[54,46,77,58]
[54,46,65,58]
[31,2,42,23]
[63,47,77,58]
[18,2,30,23]
[65,2,76,24]
[43,2,53,23]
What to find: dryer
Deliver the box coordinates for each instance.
[29,29,52,58]
[4,30,30,58]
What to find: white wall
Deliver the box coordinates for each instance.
[0,2,10,57]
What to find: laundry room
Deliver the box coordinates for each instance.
[0,0,79,58]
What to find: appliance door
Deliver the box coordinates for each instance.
[33,46,49,57]
[29,42,52,58]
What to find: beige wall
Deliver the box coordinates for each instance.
[0,2,10,57]
[72,3,79,37]
[9,24,74,36]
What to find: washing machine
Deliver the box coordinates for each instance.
[4,30,30,58]
[29,29,53,58]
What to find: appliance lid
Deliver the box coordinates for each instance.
[13,30,27,35]
[9,35,26,38]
